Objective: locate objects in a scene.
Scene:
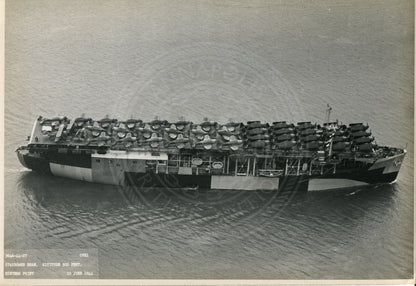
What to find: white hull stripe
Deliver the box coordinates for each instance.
[50,163,93,182]
[92,150,168,160]
[308,178,368,191]
[211,175,279,190]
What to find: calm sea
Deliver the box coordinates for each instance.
[4,0,414,279]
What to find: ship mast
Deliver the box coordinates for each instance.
[325,104,332,124]
[325,104,334,157]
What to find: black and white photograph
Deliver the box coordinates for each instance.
[3,0,414,284]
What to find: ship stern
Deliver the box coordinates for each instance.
[16,146,52,174]
[16,147,29,169]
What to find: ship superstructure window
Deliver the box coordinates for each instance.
[236,157,249,174]
[180,155,191,167]
[96,159,100,163]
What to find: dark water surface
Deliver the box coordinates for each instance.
[5,0,414,279]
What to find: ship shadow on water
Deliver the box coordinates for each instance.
[17,171,308,213]
[16,171,398,227]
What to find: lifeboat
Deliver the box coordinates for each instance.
[247,134,270,141]
[247,127,268,136]
[351,131,371,138]
[246,122,268,130]
[172,134,190,149]
[273,128,293,136]
[272,121,287,129]
[191,129,207,141]
[124,119,142,130]
[272,122,295,130]
[201,134,216,143]
[191,125,209,134]
[74,116,92,128]
[85,126,105,137]
[223,122,241,132]
[137,127,153,139]
[332,135,348,143]
[195,135,216,150]
[218,129,236,136]
[111,127,128,139]
[276,133,295,142]
[150,119,166,131]
[200,121,217,132]
[305,141,320,151]
[164,128,182,140]
[355,136,374,144]
[276,140,296,150]
[357,143,374,152]
[218,130,239,141]
[300,129,316,136]
[222,138,243,151]
[332,142,349,151]
[350,124,369,132]
[219,134,236,142]
[146,133,164,148]
[297,122,314,130]
[168,132,178,140]
[218,125,231,133]
[302,134,319,142]
[173,120,191,131]
[274,125,295,131]
[98,118,117,128]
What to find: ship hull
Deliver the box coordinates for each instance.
[16,148,404,192]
